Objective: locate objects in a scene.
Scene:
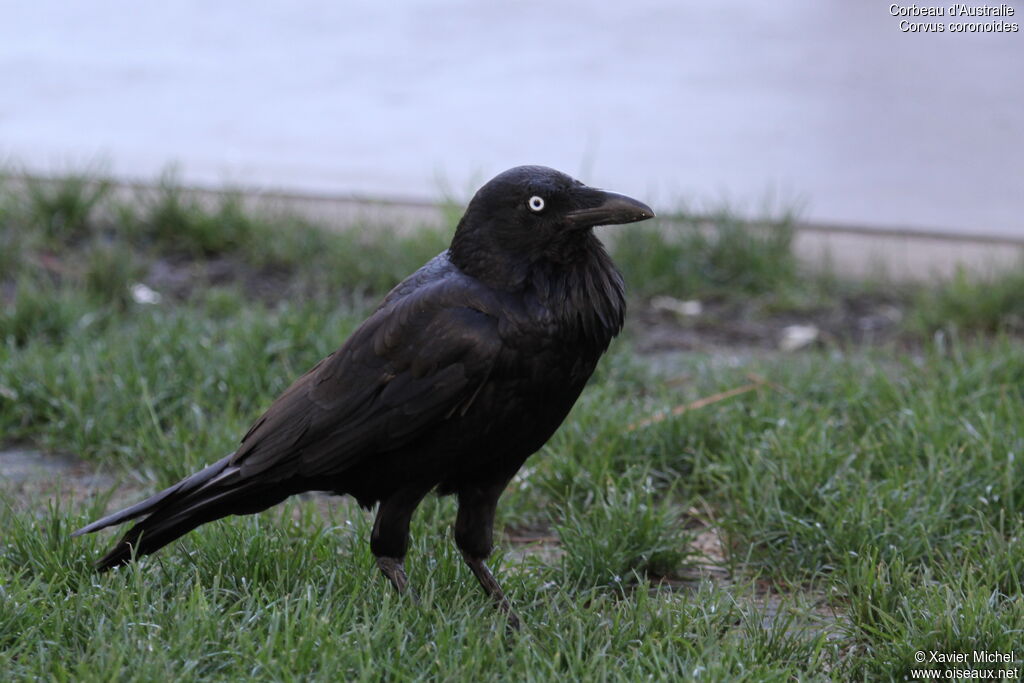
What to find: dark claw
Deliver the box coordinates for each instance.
[462,553,522,631]
[376,556,419,603]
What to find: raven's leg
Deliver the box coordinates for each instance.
[454,483,522,630]
[371,486,430,598]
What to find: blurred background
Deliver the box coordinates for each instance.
[2,0,1021,238]
[4,7,1024,673]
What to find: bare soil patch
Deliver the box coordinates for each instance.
[632,294,909,354]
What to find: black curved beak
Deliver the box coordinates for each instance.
[565,187,656,228]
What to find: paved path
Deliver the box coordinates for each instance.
[2,1,1021,236]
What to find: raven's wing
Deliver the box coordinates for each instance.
[72,278,503,569]
[72,258,507,560]
[226,269,503,482]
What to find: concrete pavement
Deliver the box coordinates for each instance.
[2,1,1021,239]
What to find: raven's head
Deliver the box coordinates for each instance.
[450,166,654,281]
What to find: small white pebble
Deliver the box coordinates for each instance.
[130,283,162,305]
[779,324,819,352]
[651,296,702,317]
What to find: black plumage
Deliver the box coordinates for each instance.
[74,165,654,628]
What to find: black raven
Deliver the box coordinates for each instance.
[74,165,654,628]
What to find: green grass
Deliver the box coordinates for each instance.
[2,172,1023,680]
[1,171,451,307]
[22,171,113,243]
[911,265,1024,336]
[613,208,799,300]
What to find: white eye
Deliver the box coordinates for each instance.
[527,196,545,212]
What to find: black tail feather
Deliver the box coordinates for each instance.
[72,452,283,571]
[94,508,211,570]
[91,486,258,570]
[73,453,238,537]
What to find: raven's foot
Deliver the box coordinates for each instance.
[462,553,522,631]
[376,556,419,603]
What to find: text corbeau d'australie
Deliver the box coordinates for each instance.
[890,3,1019,32]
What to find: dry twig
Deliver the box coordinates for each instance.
[627,376,767,431]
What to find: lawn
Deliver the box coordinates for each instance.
[1,173,1022,681]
